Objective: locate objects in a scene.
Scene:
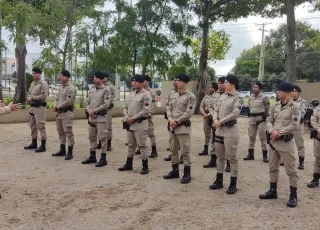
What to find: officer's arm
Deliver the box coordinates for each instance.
[264,96,271,115]
[175,94,196,123]
[311,107,320,133]
[149,91,157,116]
[54,87,59,108]
[266,105,275,133]
[300,100,307,118]
[132,94,151,120]
[219,96,243,124]
[33,82,48,101]
[208,97,216,117]
[110,85,115,103]
[56,87,77,109]
[166,93,173,121]
[199,97,206,116]
[0,106,11,116]
[279,105,301,135]
[86,90,92,110]
[123,95,129,119]
[93,88,111,113]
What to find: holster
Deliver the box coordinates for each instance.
[208,118,213,127]
[95,110,107,116]
[164,112,168,120]
[30,100,47,108]
[123,121,131,131]
[222,120,237,127]
[85,111,96,127]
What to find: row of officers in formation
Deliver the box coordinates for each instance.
[1,67,320,209]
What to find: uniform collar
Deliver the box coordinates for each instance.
[34,79,42,84]
[179,89,189,96]
[226,91,236,96]
[96,84,105,90]
[253,92,262,98]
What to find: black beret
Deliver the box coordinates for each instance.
[32,67,42,74]
[276,79,283,85]
[134,74,145,83]
[218,77,226,83]
[61,70,71,78]
[104,73,110,78]
[277,83,293,92]
[144,75,151,82]
[211,82,218,90]
[176,73,190,83]
[292,85,301,93]
[94,71,105,80]
[226,74,239,89]
[254,81,263,89]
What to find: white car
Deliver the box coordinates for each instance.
[239,91,251,98]
[50,84,61,90]
[265,92,276,99]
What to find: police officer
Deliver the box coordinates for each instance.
[24,67,49,153]
[52,70,77,160]
[97,73,115,151]
[81,71,111,167]
[163,74,196,184]
[204,77,231,172]
[308,105,320,188]
[125,77,135,147]
[259,83,300,208]
[119,74,152,174]
[292,85,307,170]
[209,74,243,194]
[244,81,270,163]
[199,82,218,156]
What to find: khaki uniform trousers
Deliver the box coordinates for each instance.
[127,130,148,160]
[89,122,108,153]
[293,128,305,157]
[216,136,239,177]
[29,107,47,140]
[313,139,320,173]
[147,118,156,146]
[248,122,268,151]
[203,118,212,146]
[169,133,191,166]
[56,111,74,147]
[107,109,113,140]
[269,141,298,187]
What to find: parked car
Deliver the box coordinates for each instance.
[239,91,251,98]
[50,84,61,90]
[265,92,276,99]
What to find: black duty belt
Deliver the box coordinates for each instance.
[167,120,191,133]
[95,110,107,116]
[267,131,294,151]
[59,106,74,113]
[214,135,224,144]
[108,103,114,110]
[221,120,237,127]
[249,112,265,117]
[123,117,148,131]
[30,101,47,108]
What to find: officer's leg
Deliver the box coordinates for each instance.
[135,130,149,174]
[209,138,225,190]
[224,136,239,194]
[24,110,38,149]
[308,140,320,188]
[106,109,112,151]
[177,134,191,183]
[81,124,98,164]
[118,131,136,171]
[148,119,158,158]
[95,122,108,167]
[295,129,305,170]
[163,132,180,179]
[34,108,47,153]
[204,128,217,168]
[258,122,268,163]
[199,118,210,156]
[164,131,172,161]
[64,114,74,160]
[279,150,298,207]
[244,125,257,160]
[52,117,67,157]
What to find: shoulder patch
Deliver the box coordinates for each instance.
[293,108,300,115]
[145,97,150,102]
[145,103,149,106]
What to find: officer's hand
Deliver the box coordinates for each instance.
[127,117,133,124]
[169,120,177,128]
[203,114,209,118]
[91,113,97,119]
[27,97,32,103]
[8,103,22,111]
[213,120,220,128]
[53,107,58,112]
[0,100,4,107]
[271,130,281,140]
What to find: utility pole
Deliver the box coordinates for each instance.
[0,10,3,101]
[114,1,123,101]
[256,23,271,81]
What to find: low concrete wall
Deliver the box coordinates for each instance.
[0,105,166,124]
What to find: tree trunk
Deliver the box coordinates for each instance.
[196,0,211,114]
[0,12,3,101]
[285,0,296,83]
[62,0,75,69]
[14,43,27,104]
[132,47,137,77]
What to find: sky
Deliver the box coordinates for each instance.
[1,2,320,76]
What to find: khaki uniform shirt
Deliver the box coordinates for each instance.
[86,84,111,123]
[311,105,320,136]
[267,99,301,151]
[0,106,11,116]
[293,96,307,129]
[166,88,179,111]
[123,88,152,131]
[145,87,157,117]
[54,83,77,118]
[106,82,115,105]
[167,90,196,134]
[248,92,270,125]
[200,94,213,116]
[28,79,49,101]
[209,91,223,117]
[213,91,243,137]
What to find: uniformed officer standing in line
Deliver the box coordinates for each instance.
[259,83,300,208]
[209,74,243,194]
[204,77,231,172]
[24,67,49,153]
[292,85,307,170]
[198,82,218,156]
[163,74,196,184]
[81,71,111,167]
[119,75,152,174]
[244,81,270,163]
[52,70,77,160]
[308,104,320,188]
[125,77,135,147]
[97,73,115,151]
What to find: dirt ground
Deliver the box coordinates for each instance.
[0,115,319,230]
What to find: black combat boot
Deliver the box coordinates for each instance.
[259,183,278,199]
[135,149,141,155]
[35,140,46,153]
[307,173,320,188]
[280,161,284,166]
[225,160,231,172]
[209,173,223,190]
[118,157,133,171]
[149,146,158,158]
[287,187,297,208]
[262,150,269,163]
[243,149,254,160]
[97,141,102,149]
[203,155,217,168]
[52,144,66,157]
[199,145,209,156]
[24,139,37,150]
[298,156,304,170]
[81,151,97,164]
[140,159,149,175]
[95,153,107,167]
[166,148,170,151]
[179,155,184,164]
[107,139,112,151]
[163,164,180,179]
[226,177,237,194]
[164,155,171,161]
[65,146,73,160]
[180,166,191,184]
